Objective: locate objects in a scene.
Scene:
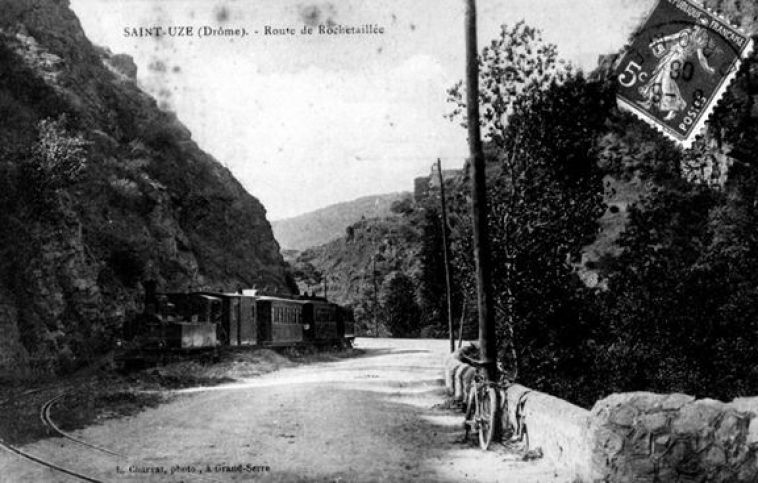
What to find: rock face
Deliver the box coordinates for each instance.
[0,0,293,378]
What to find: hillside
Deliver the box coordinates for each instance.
[0,0,292,378]
[271,192,410,251]
[295,215,422,303]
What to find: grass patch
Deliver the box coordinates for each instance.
[54,390,167,432]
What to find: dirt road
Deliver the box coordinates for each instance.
[0,338,565,482]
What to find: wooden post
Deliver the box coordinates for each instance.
[372,253,379,337]
[457,299,467,349]
[465,0,497,383]
[437,159,455,353]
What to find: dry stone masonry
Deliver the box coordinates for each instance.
[591,392,758,482]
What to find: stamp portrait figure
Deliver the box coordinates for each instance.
[638,25,715,120]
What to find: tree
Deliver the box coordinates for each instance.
[381,271,420,337]
[483,76,609,391]
[416,205,448,334]
[446,21,609,394]
[591,87,758,400]
[290,259,322,293]
[390,197,414,215]
[446,21,572,148]
[354,282,380,337]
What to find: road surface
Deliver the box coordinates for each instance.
[0,338,565,482]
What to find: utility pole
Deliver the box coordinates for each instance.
[465,0,497,383]
[436,159,455,353]
[457,299,467,349]
[372,253,379,337]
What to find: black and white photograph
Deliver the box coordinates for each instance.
[1,0,758,481]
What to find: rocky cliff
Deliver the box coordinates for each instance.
[0,0,293,378]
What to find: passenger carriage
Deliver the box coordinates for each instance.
[116,284,355,368]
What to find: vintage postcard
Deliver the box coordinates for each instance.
[2,0,758,481]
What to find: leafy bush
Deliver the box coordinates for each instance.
[390,197,414,215]
[29,115,88,189]
[18,115,88,213]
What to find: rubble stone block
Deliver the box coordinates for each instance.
[611,404,638,427]
[747,418,758,447]
[626,455,656,476]
[702,446,726,468]
[641,412,670,434]
[672,401,725,434]
[714,412,747,447]
[737,458,758,482]
[452,363,467,402]
[658,393,696,411]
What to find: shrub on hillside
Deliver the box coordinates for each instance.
[29,115,88,189]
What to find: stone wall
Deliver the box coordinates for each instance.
[444,351,758,482]
[505,383,593,480]
[589,392,758,482]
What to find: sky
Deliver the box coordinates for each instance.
[70,0,652,220]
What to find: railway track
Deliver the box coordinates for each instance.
[0,435,104,483]
[40,394,123,457]
[1,391,223,483]
[0,393,111,482]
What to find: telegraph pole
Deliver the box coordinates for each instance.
[372,253,379,337]
[436,159,455,353]
[465,0,497,383]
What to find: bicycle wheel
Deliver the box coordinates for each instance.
[463,385,477,442]
[478,386,498,450]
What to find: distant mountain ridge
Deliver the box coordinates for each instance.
[271,192,410,251]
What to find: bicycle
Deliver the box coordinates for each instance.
[460,355,507,450]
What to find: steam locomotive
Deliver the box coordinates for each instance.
[115,283,355,368]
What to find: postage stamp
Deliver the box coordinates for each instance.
[615,0,754,148]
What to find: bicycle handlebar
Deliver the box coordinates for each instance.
[459,354,514,387]
[459,354,493,369]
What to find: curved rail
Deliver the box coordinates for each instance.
[3,389,222,483]
[40,395,123,457]
[0,436,104,483]
[38,393,222,483]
